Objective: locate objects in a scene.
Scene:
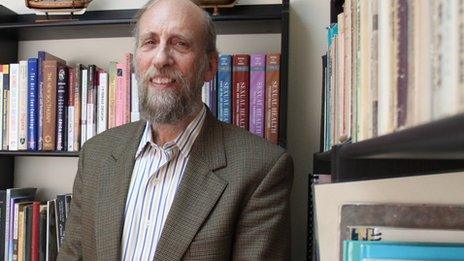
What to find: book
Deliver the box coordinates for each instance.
[80,67,88,146]
[27,58,38,151]
[16,202,30,261]
[56,66,68,151]
[42,60,58,151]
[13,201,32,261]
[209,78,217,117]
[46,200,57,261]
[265,54,280,144]
[130,73,139,122]
[86,65,97,141]
[38,204,47,261]
[217,54,232,124]
[31,202,39,261]
[4,188,36,261]
[72,64,83,151]
[55,195,66,250]
[25,205,32,261]
[18,61,28,151]
[107,62,117,129]
[8,63,19,151]
[0,67,4,150]
[97,71,108,134]
[115,63,126,127]
[37,52,65,150]
[232,54,250,130]
[2,65,9,150]
[0,191,6,260]
[67,67,75,152]
[249,53,266,138]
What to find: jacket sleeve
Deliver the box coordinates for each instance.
[57,146,86,261]
[232,151,294,260]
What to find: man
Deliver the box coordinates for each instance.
[58,0,293,259]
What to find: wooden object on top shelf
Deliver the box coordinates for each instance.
[193,0,238,16]
[25,0,94,17]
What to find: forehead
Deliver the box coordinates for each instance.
[138,1,205,40]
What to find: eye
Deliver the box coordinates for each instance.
[172,38,190,50]
[143,40,156,46]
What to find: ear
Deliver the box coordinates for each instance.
[203,52,218,82]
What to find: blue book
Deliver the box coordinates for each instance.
[217,54,232,123]
[344,240,464,261]
[27,58,38,151]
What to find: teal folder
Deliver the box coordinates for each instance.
[343,240,464,261]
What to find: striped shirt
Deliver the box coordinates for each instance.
[121,106,206,260]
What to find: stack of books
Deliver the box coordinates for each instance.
[322,0,464,151]
[0,188,72,261]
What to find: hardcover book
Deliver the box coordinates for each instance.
[265,54,280,144]
[249,54,266,138]
[217,54,232,124]
[8,63,19,151]
[27,58,38,151]
[56,66,68,151]
[18,61,28,151]
[232,54,250,130]
[2,65,9,150]
[42,60,58,151]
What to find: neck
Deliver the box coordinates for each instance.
[151,106,202,146]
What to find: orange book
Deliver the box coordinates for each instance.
[265,54,280,144]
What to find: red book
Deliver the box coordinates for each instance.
[31,201,40,261]
[232,54,250,129]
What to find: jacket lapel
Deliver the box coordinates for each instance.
[95,121,146,260]
[154,112,228,261]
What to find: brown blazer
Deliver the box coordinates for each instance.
[58,111,293,260]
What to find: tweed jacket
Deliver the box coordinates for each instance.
[57,110,293,260]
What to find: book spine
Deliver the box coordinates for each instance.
[37,52,45,151]
[55,196,66,250]
[265,54,281,144]
[46,200,57,261]
[115,64,125,127]
[56,66,68,151]
[25,206,32,261]
[73,65,81,151]
[217,55,232,124]
[4,192,11,261]
[130,73,139,122]
[249,54,266,138]
[209,78,217,117]
[8,63,19,151]
[124,53,132,124]
[42,61,57,151]
[27,58,38,151]
[0,69,3,150]
[2,65,9,150]
[86,65,96,141]
[80,69,88,146]
[108,62,117,129]
[17,206,25,261]
[67,68,75,152]
[31,202,39,261]
[97,72,108,134]
[232,54,250,130]
[18,61,28,151]
[38,205,46,261]
[0,191,6,260]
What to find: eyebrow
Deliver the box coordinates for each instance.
[139,31,193,43]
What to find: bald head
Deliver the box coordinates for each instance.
[133,0,217,55]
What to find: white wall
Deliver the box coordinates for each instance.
[7,0,331,259]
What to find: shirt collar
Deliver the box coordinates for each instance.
[135,105,207,159]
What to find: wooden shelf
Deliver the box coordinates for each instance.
[313,113,464,182]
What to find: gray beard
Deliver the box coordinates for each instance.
[136,60,207,125]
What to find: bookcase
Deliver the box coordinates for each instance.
[0,2,289,194]
[310,0,464,260]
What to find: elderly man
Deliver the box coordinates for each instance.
[58,0,293,260]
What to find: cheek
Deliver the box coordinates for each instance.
[135,52,151,73]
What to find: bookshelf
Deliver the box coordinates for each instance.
[310,0,464,260]
[0,2,289,189]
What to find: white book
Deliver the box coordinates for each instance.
[378,0,393,136]
[8,63,19,151]
[97,72,108,134]
[130,73,139,122]
[0,72,4,150]
[18,61,28,150]
[67,105,74,151]
[81,69,88,145]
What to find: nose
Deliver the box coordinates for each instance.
[152,43,173,69]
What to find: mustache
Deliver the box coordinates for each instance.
[141,66,188,87]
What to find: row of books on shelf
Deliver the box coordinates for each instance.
[0,188,71,261]
[0,51,281,153]
[201,53,281,143]
[322,0,464,151]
